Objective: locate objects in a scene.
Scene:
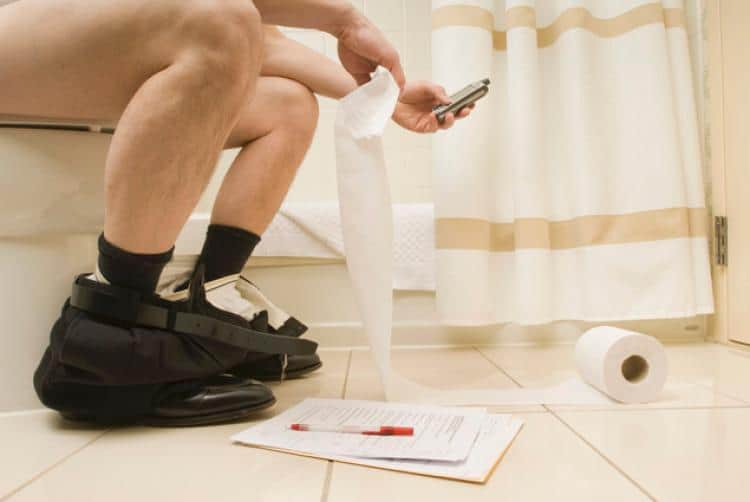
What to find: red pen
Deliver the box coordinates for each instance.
[289,424,414,436]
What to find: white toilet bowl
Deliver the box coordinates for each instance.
[0,121,110,411]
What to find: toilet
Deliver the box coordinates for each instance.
[0,117,110,410]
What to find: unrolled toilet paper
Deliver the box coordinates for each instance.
[335,70,669,406]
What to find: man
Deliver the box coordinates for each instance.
[0,0,471,426]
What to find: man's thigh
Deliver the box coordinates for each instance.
[0,0,185,120]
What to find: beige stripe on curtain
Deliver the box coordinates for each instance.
[432,3,687,51]
[436,207,708,251]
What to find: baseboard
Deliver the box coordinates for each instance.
[309,317,707,348]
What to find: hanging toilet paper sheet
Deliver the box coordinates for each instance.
[335,70,669,406]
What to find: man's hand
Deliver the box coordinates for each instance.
[335,9,406,89]
[392,81,474,133]
[254,1,405,89]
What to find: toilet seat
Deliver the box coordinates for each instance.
[0,114,116,133]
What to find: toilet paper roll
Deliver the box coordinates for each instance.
[335,70,670,406]
[575,326,668,404]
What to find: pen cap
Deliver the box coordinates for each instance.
[379,426,414,436]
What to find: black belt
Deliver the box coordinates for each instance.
[70,276,317,357]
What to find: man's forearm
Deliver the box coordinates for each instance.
[255,0,406,89]
[253,0,356,36]
[262,27,357,99]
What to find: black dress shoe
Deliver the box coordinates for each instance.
[231,353,323,382]
[145,374,275,426]
[59,374,275,427]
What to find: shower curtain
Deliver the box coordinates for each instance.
[431,0,713,325]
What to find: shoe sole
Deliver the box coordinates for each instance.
[143,395,276,427]
[61,396,276,428]
[250,361,323,382]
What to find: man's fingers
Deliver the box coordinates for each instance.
[439,113,456,129]
[420,83,450,104]
[425,82,451,103]
[416,113,440,133]
[338,43,379,86]
[399,81,451,106]
[352,72,372,86]
[385,57,406,90]
[374,45,405,89]
[384,47,406,89]
[337,18,405,90]
[457,107,471,118]
[435,85,451,104]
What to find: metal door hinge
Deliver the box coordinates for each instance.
[715,216,728,266]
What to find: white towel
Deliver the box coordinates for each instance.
[176,203,436,291]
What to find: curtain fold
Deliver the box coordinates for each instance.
[432,0,712,325]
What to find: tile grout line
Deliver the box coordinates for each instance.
[694,382,750,406]
[0,409,49,419]
[319,349,353,502]
[472,346,525,389]
[549,412,657,501]
[474,347,657,500]
[546,403,750,413]
[319,463,335,502]
[340,349,354,400]
[474,347,558,416]
[1,429,110,502]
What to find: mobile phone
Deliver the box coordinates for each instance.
[433,78,490,123]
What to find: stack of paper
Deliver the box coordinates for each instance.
[231,399,524,483]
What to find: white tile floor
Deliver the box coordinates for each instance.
[2,342,750,502]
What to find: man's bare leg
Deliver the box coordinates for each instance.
[186,76,321,383]
[0,0,263,254]
[215,77,320,234]
[186,76,318,283]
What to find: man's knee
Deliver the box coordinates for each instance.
[170,0,263,92]
[272,79,319,139]
[185,0,261,46]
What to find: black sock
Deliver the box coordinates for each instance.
[97,234,174,294]
[197,224,261,282]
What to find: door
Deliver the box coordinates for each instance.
[709,0,750,344]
